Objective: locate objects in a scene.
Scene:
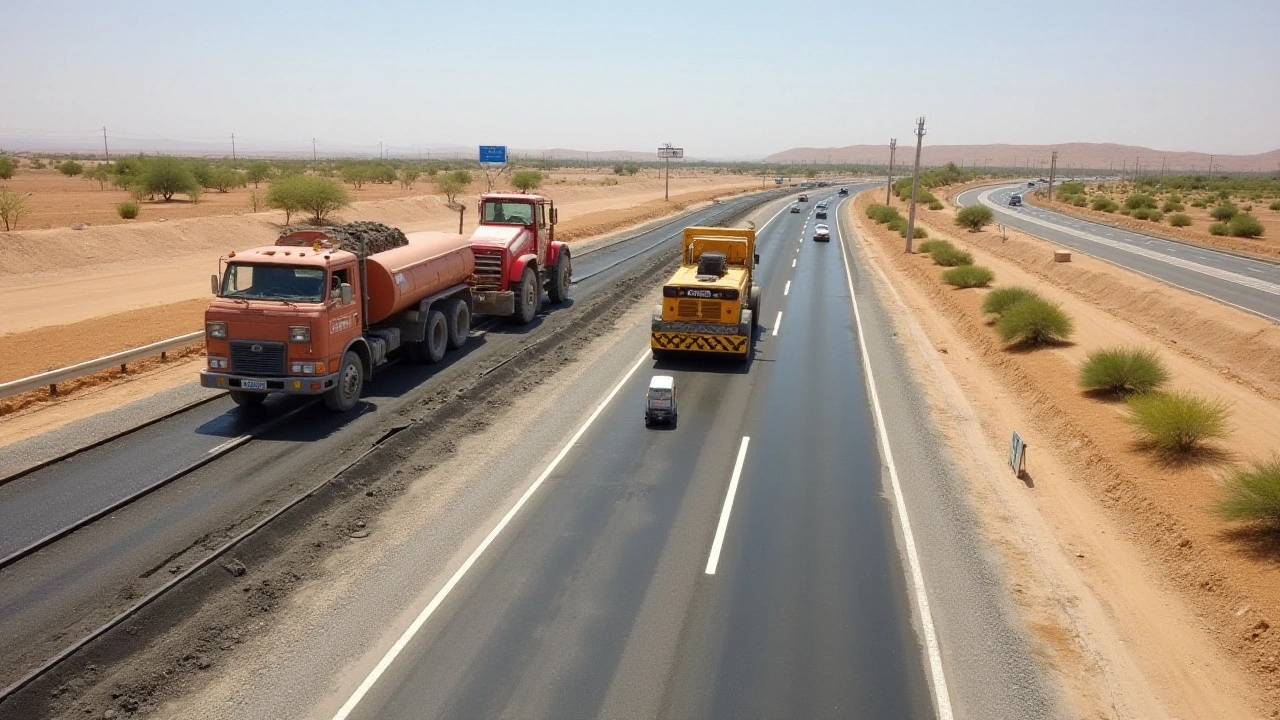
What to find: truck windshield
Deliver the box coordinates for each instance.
[221,264,326,302]
[482,201,534,226]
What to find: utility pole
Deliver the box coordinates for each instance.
[904,117,926,254]
[885,138,898,204]
[1207,154,1214,180]
[231,133,236,161]
[1160,157,1166,181]
[102,126,110,162]
[1047,151,1058,202]
[312,137,317,162]
[379,141,384,160]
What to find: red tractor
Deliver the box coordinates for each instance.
[467,193,571,323]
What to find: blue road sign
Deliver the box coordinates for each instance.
[479,145,507,164]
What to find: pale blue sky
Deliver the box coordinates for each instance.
[2,0,1277,157]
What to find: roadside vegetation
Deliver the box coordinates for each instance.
[942,264,994,288]
[0,156,16,179]
[979,285,1074,347]
[1,189,28,230]
[954,205,993,231]
[1042,173,1274,237]
[1125,391,1231,454]
[1217,458,1280,528]
[1079,348,1168,396]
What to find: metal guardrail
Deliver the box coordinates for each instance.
[0,331,204,400]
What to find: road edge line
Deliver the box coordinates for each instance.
[835,197,955,720]
[331,346,652,720]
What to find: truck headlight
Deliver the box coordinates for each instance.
[206,322,227,339]
[288,325,311,343]
[208,356,229,369]
[290,362,323,374]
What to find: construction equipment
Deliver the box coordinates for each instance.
[651,226,760,362]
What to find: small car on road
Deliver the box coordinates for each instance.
[838,187,849,195]
[798,194,809,202]
[645,375,677,426]
[813,223,831,242]
[1008,194,1023,206]
[816,209,827,219]
[790,203,802,213]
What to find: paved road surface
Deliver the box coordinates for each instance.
[958,184,1280,321]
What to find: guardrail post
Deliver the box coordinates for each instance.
[161,351,167,361]
[49,384,57,396]
[120,363,127,374]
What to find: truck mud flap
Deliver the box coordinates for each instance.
[651,332,749,354]
[473,292,516,316]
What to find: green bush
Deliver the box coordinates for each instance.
[435,170,471,205]
[1269,201,1280,211]
[1227,213,1264,237]
[1091,197,1119,212]
[246,161,272,187]
[0,189,28,230]
[1210,203,1238,221]
[995,297,1074,346]
[1147,210,1163,222]
[931,245,974,267]
[1169,213,1192,227]
[511,169,543,192]
[942,264,995,288]
[899,225,928,239]
[1118,208,1132,216]
[1161,200,1184,213]
[915,239,952,254]
[982,286,1039,316]
[1079,347,1168,395]
[140,156,200,201]
[866,204,902,224]
[1209,222,1229,236]
[1130,207,1153,220]
[116,201,140,219]
[1124,391,1230,453]
[1167,193,1182,204]
[1124,194,1158,210]
[1058,181,1086,195]
[1190,198,1208,208]
[955,205,993,231]
[341,165,371,189]
[204,166,245,193]
[1242,204,1253,212]
[0,156,15,179]
[1216,457,1280,527]
[927,201,944,211]
[886,217,907,233]
[1067,195,1087,207]
[58,160,84,177]
[268,175,351,224]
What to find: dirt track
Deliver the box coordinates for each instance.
[852,187,1280,717]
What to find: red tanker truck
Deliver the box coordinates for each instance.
[202,226,476,411]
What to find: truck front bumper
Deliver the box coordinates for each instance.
[472,291,516,316]
[201,370,341,395]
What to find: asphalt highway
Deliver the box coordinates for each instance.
[0,189,789,691]
[958,184,1280,321]
[337,188,939,719]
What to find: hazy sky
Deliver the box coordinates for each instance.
[3,0,1278,157]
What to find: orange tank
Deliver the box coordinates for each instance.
[363,231,475,324]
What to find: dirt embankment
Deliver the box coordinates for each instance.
[852,188,1280,714]
[1024,191,1280,261]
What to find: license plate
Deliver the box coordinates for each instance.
[240,379,268,390]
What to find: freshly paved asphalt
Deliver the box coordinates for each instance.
[959,184,1280,321]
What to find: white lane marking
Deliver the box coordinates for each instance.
[772,311,783,336]
[835,205,954,719]
[705,436,750,575]
[977,188,1279,295]
[784,280,791,296]
[207,434,250,455]
[791,258,797,268]
[332,347,652,720]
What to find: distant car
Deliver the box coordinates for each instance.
[798,194,809,202]
[813,223,830,242]
[838,187,849,196]
[816,209,827,219]
[816,201,828,209]
[790,204,802,213]
[1027,181,1036,188]
[1008,194,1023,206]
[645,375,676,427]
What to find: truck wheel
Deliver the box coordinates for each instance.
[444,298,470,349]
[229,390,266,409]
[324,351,363,412]
[548,255,571,304]
[424,309,449,362]
[748,286,761,331]
[514,266,541,324]
[739,309,754,363]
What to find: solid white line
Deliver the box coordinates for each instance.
[784,280,791,296]
[331,347,652,720]
[207,434,250,455]
[704,436,750,575]
[835,202,954,719]
[772,311,783,336]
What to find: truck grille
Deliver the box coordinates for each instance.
[471,250,505,291]
[230,340,286,377]
[677,299,723,321]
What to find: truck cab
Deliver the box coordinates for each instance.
[467,193,571,323]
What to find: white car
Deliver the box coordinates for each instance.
[813,223,830,242]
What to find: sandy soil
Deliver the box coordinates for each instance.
[850,187,1280,717]
[1025,185,1280,260]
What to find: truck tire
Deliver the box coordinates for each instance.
[424,309,449,362]
[324,351,363,412]
[445,298,470,349]
[514,266,541,324]
[548,255,571,304]
[738,309,754,363]
[748,286,761,332]
[229,390,266,409]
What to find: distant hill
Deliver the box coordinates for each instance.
[765,142,1280,174]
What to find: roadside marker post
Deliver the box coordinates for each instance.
[1008,431,1028,479]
